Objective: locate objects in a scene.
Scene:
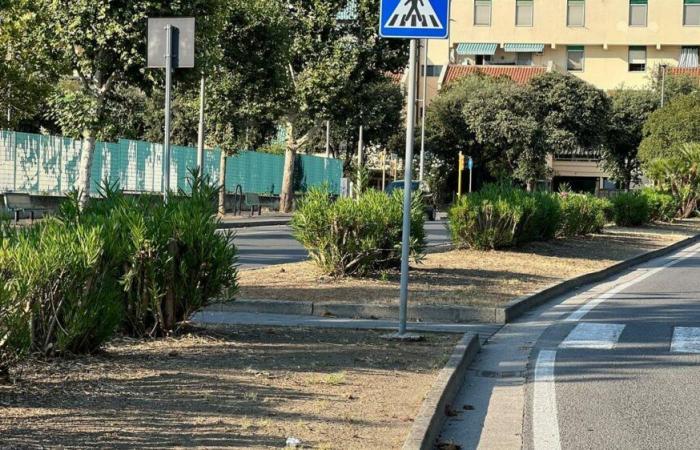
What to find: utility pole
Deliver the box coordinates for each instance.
[325,120,331,158]
[419,39,428,182]
[197,75,206,171]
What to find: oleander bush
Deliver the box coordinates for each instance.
[0,171,238,377]
[641,188,679,222]
[557,193,610,237]
[610,191,651,227]
[292,187,426,276]
[448,183,561,250]
[449,184,612,250]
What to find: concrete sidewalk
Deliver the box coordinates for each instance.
[191,310,503,335]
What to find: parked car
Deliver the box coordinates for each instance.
[384,180,437,221]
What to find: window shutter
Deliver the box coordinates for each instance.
[567,1,585,27]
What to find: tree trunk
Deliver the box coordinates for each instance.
[280,122,297,213]
[218,150,227,217]
[77,131,96,209]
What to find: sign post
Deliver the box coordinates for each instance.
[148,18,195,200]
[458,152,465,197]
[468,156,474,193]
[379,0,450,339]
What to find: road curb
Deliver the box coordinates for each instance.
[209,232,700,324]
[501,232,700,323]
[217,218,291,229]
[402,333,481,450]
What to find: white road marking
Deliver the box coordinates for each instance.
[671,327,700,354]
[559,323,625,350]
[565,245,700,322]
[533,350,561,450]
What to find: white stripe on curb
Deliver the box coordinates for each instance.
[533,350,561,450]
[559,323,625,350]
[671,327,700,354]
[565,245,700,322]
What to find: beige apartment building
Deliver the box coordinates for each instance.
[414,0,700,191]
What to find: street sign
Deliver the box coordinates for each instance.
[467,157,473,171]
[459,153,465,171]
[147,17,196,200]
[147,18,195,69]
[380,0,450,39]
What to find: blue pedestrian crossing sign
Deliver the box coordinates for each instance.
[380,0,450,39]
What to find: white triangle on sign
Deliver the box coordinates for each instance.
[385,0,443,29]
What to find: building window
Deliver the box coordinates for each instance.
[424,65,443,77]
[680,46,700,67]
[567,45,585,71]
[516,0,534,26]
[567,0,585,27]
[629,0,647,26]
[628,46,647,71]
[474,0,492,26]
[684,0,700,26]
[475,55,493,65]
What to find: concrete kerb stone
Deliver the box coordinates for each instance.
[208,231,700,324]
[500,232,700,323]
[402,333,481,450]
[217,218,292,229]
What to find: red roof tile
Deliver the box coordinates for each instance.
[385,71,404,84]
[669,67,700,79]
[443,65,547,86]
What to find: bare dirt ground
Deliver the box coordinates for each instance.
[237,220,700,307]
[0,327,457,449]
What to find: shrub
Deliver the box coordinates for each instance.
[641,188,678,222]
[0,170,238,378]
[0,220,122,361]
[292,187,425,276]
[610,192,651,227]
[557,193,609,237]
[448,183,561,250]
[58,172,239,337]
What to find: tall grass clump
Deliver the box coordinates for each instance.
[292,187,425,276]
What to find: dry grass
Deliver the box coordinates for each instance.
[238,220,700,307]
[0,327,457,449]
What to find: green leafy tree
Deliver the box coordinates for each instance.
[645,143,700,218]
[526,73,611,186]
[639,92,700,166]
[276,0,407,212]
[602,89,658,189]
[24,0,223,207]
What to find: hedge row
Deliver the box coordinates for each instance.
[0,173,238,376]
[448,184,609,250]
[610,188,678,226]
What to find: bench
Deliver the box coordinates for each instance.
[244,193,262,216]
[3,192,47,223]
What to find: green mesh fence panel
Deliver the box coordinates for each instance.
[0,131,341,196]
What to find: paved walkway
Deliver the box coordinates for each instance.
[191,310,502,335]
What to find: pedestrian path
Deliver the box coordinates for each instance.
[191,310,502,335]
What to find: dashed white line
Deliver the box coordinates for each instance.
[533,350,561,450]
[559,323,626,350]
[671,327,700,354]
[565,245,700,322]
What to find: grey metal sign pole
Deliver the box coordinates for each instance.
[398,38,419,336]
[197,75,206,171]
[419,39,428,182]
[162,24,173,199]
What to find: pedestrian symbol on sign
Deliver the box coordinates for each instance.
[385,0,443,29]
[379,0,449,39]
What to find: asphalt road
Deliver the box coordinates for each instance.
[524,242,700,450]
[229,219,451,268]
